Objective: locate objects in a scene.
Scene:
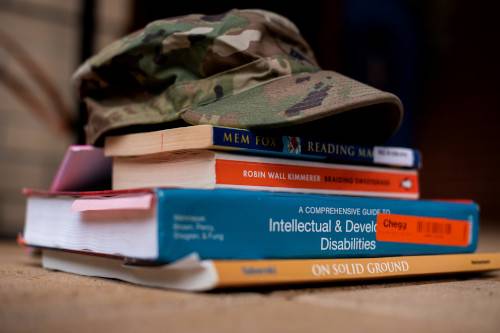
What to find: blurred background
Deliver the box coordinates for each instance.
[0,0,499,237]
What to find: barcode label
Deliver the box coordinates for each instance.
[416,221,453,235]
[373,147,414,167]
[376,214,470,247]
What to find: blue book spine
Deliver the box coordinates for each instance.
[212,126,421,168]
[156,189,478,262]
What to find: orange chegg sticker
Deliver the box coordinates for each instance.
[376,214,470,247]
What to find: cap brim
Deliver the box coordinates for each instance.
[181,70,403,144]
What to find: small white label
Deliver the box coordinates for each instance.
[373,147,414,167]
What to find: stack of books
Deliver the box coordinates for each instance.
[22,125,500,291]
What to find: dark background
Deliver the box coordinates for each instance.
[118,1,500,221]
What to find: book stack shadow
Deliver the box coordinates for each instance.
[22,125,500,291]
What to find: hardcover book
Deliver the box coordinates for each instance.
[42,250,500,291]
[104,125,421,168]
[112,151,419,199]
[24,188,478,262]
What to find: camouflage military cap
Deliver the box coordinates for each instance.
[73,9,403,144]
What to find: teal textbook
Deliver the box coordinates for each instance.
[24,189,478,262]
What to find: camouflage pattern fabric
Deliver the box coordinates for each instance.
[73,9,403,144]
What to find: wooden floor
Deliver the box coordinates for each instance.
[1,227,500,333]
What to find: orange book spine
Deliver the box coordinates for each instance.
[215,158,419,198]
[213,253,500,288]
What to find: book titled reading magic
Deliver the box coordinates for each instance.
[104,125,421,168]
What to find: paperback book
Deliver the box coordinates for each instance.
[24,188,478,262]
[104,125,421,168]
[42,250,500,291]
[112,151,419,199]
